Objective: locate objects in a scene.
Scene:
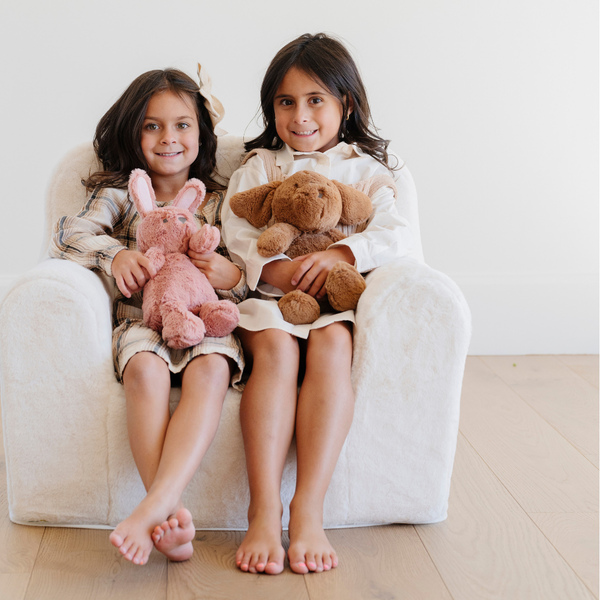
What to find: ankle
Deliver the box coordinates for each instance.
[289,497,323,523]
[248,499,283,523]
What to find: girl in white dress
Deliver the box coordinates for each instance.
[222,33,414,575]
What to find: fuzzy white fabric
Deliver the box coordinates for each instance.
[0,137,470,529]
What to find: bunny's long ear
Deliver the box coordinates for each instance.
[172,178,206,213]
[229,181,282,229]
[332,180,373,225]
[128,169,156,217]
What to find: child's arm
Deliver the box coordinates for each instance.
[221,157,292,293]
[49,187,140,293]
[111,249,158,298]
[188,249,242,290]
[327,181,414,273]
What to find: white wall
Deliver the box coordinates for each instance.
[0,0,597,354]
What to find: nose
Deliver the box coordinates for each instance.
[160,129,178,145]
[293,105,309,123]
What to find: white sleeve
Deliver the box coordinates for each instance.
[221,158,291,291]
[329,183,415,273]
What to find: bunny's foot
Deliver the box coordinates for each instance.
[162,308,206,349]
[200,301,240,337]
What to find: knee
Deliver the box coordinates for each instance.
[249,329,299,370]
[308,323,353,356]
[186,353,231,385]
[123,352,170,390]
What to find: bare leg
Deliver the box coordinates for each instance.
[235,328,299,575]
[288,322,354,573]
[110,352,231,565]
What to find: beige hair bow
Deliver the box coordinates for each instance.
[197,63,227,136]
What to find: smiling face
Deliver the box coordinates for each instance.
[273,67,350,153]
[140,90,200,187]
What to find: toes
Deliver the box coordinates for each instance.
[289,552,309,575]
[109,531,124,548]
[305,553,317,572]
[132,546,145,565]
[265,560,284,575]
[120,538,134,557]
[152,525,165,544]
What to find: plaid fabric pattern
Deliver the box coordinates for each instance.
[50,186,246,387]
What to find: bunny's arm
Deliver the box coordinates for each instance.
[144,247,166,273]
[189,224,220,254]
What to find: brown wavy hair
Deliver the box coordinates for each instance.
[84,69,223,192]
[246,33,399,171]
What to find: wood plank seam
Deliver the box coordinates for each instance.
[413,525,457,600]
[474,360,599,471]
[527,518,599,599]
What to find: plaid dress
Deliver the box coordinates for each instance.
[49,186,246,389]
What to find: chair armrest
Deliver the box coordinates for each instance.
[0,259,118,524]
[345,258,471,523]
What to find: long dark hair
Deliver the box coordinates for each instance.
[246,33,398,171]
[84,69,223,192]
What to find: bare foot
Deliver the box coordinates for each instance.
[151,507,195,561]
[109,495,181,566]
[288,505,338,574]
[236,507,285,575]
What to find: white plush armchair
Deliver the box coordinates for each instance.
[0,137,471,530]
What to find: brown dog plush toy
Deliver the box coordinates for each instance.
[229,170,373,325]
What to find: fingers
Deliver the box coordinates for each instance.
[291,257,314,287]
[114,275,132,299]
[138,255,157,278]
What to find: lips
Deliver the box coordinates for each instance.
[156,151,182,157]
[292,130,317,136]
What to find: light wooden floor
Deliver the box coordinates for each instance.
[1,355,598,600]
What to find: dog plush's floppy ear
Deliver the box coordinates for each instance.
[332,181,373,225]
[229,181,283,229]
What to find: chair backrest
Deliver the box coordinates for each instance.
[42,136,424,263]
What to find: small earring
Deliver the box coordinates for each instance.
[346,114,350,121]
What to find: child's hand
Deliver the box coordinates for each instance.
[111,249,157,298]
[260,259,301,294]
[291,246,356,299]
[188,249,241,290]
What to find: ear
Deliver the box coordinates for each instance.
[172,178,206,214]
[332,180,373,225]
[229,181,283,229]
[345,93,354,118]
[128,169,156,217]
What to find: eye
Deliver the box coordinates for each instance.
[177,122,190,130]
[145,123,159,131]
[178,216,187,223]
[309,97,323,105]
[279,99,293,106]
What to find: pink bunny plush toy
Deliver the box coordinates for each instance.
[128,169,239,349]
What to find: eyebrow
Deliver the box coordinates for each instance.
[274,91,328,100]
[143,115,195,121]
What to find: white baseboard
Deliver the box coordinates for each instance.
[450,272,599,355]
[1,271,597,355]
